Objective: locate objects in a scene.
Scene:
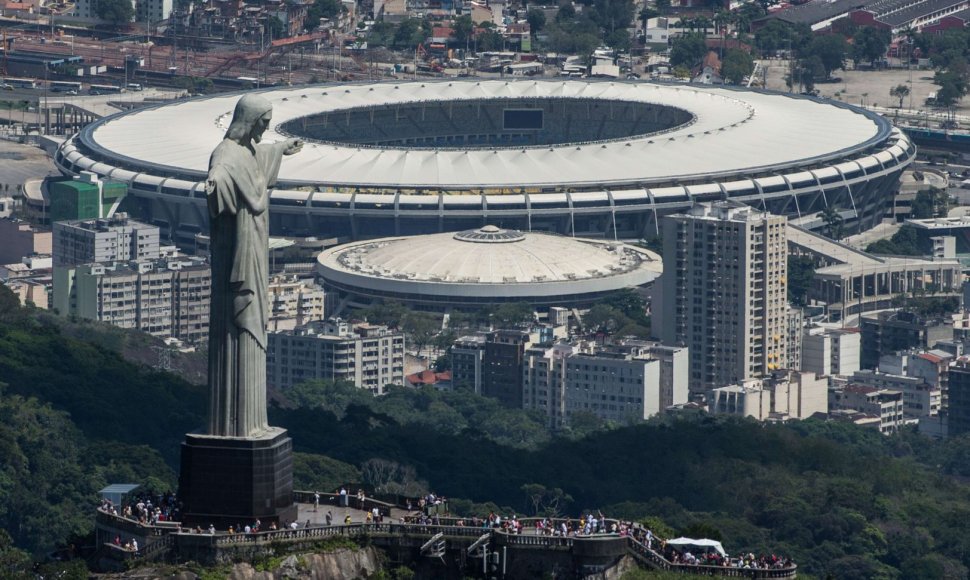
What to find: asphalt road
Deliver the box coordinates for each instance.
[0,87,44,103]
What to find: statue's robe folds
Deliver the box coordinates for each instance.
[206,139,284,438]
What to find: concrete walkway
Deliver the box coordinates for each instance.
[294,501,415,527]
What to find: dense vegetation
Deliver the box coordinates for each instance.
[787,256,815,306]
[3,286,970,578]
[867,227,925,256]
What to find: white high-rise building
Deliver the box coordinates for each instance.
[801,326,861,377]
[708,370,827,421]
[522,341,689,427]
[657,201,788,395]
[267,318,405,394]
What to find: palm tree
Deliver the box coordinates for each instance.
[820,206,844,240]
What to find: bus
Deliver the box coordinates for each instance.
[50,81,82,93]
[2,78,38,89]
[88,84,124,95]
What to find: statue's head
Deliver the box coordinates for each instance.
[225,94,273,144]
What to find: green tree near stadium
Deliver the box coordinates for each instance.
[451,15,474,48]
[306,0,344,30]
[754,20,811,57]
[526,9,546,35]
[95,0,134,24]
[670,33,707,68]
[806,34,847,79]
[721,49,754,84]
[890,84,911,108]
[852,26,891,67]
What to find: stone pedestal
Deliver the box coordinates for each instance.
[179,426,297,528]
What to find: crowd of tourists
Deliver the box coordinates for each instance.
[663,547,794,571]
[99,490,179,526]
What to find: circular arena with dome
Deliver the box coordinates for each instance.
[54,79,915,244]
[317,225,662,308]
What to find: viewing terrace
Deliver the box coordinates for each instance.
[95,492,797,579]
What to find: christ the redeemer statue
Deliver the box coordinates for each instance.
[205,94,302,438]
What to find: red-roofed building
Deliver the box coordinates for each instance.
[431,26,454,43]
[923,10,970,34]
[3,1,33,14]
[406,369,453,388]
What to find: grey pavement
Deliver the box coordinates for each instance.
[0,140,57,189]
[842,221,901,249]
[294,501,415,527]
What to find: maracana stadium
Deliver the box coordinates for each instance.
[54,79,914,245]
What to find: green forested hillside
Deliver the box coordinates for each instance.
[0,288,970,578]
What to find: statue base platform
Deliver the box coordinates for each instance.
[178,427,297,528]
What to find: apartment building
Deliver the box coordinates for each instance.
[451,333,486,393]
[787,306,804,371]
[267,274,330,331]
[851,369,942,419]
[948,358,970,436]
[657,201,788,394]
[57,256,210,342]
[522,341,689,427]
[708,370,827,421]
[860,310,953,369]
[0,219,51,265]
[829,384,905,435]
[52,214,159,268]
[267,318,405,394]
[802,326,861,377]
[482,329,533,408]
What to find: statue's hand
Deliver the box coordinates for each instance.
[283,138,304,155]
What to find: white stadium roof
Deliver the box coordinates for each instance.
[317,226,663,301]
[83,80,885,190]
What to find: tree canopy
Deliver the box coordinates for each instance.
[890,84,911,108]
[94,0,134,24]
[5,286,970,579]
[808,34,848,78]
[852,26,890,66]
[753,20,811,57]
[721,48,754,84]
[670,33,707,68]
[866,227,924,256]
[306,0,344,30]
[526,9,546,35]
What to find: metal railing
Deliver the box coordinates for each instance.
[176,522,490,548]
[293,491,396,515]
[96,509,171,537]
